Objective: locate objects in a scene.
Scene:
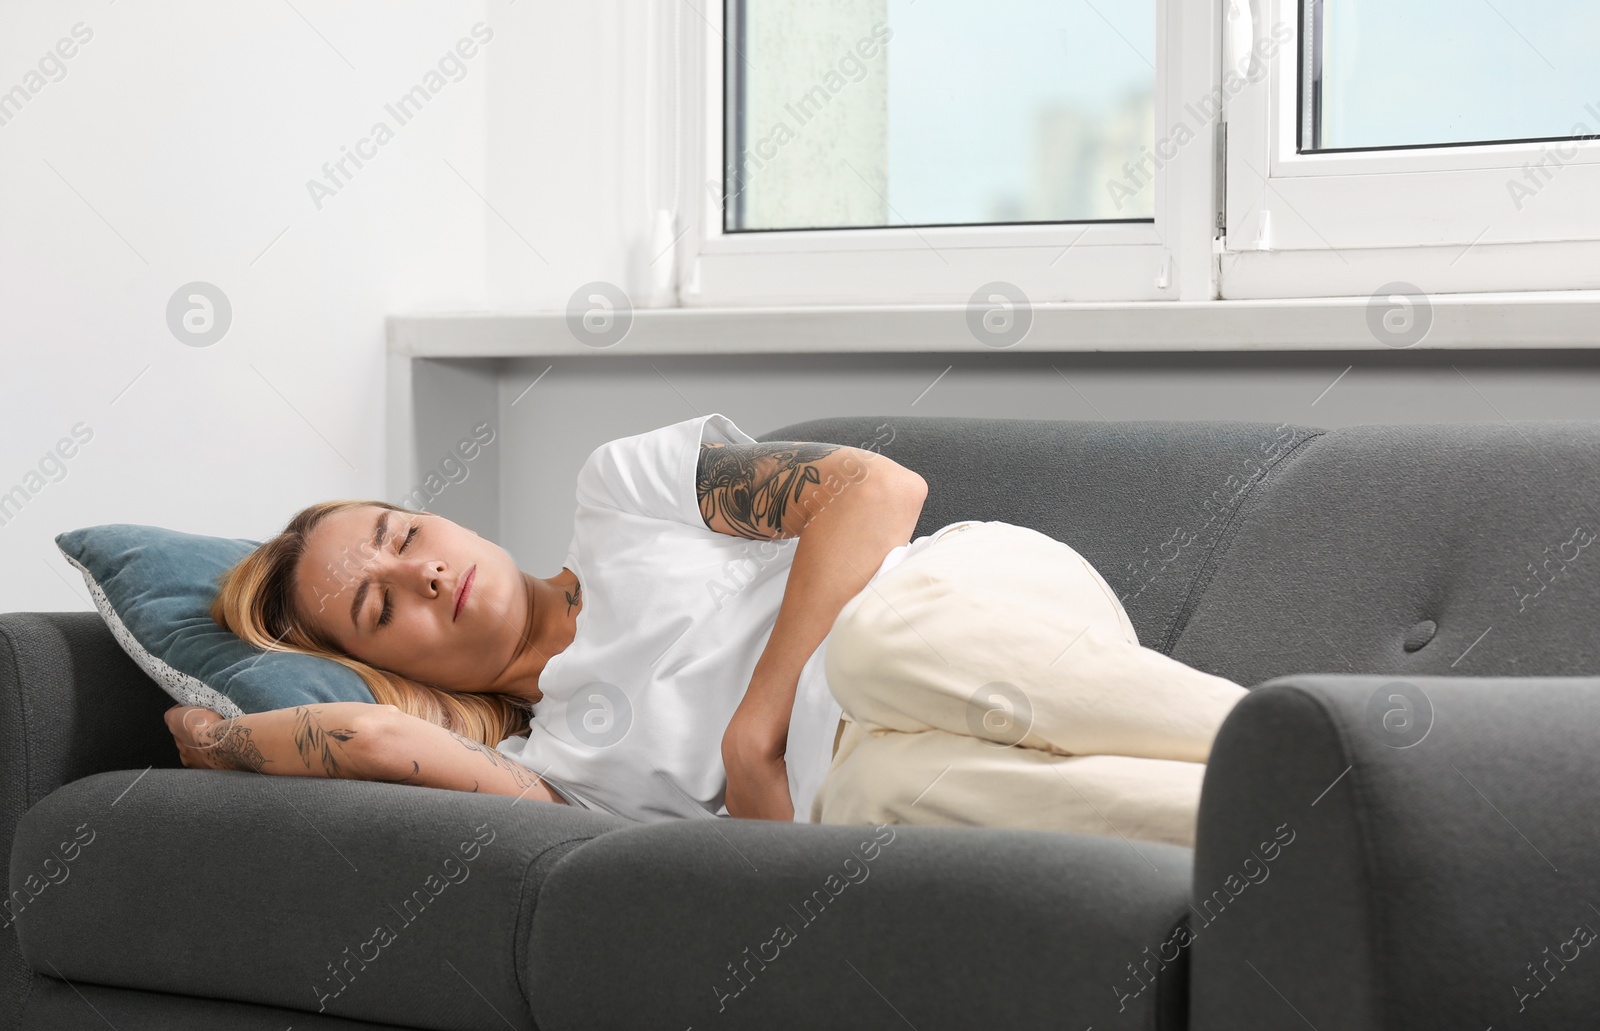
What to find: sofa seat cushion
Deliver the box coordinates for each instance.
[527,819,1195,1031]
[9,769,634,1031]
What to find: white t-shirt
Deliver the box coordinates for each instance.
[493,412,974,823]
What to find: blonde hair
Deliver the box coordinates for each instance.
[209,499,533,747]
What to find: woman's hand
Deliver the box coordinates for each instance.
[721,699,795,821]
[164,705,245,771]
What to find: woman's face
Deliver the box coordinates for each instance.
[293,506,528,693]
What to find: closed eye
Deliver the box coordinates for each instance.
[376,523,420,629]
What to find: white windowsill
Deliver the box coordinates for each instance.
[387,291,1600,357]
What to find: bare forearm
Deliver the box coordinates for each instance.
[365,712,568,805]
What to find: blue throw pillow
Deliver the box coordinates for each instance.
[55,523,376,717]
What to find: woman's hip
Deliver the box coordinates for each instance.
[850,520,1139,648]
[822,519,1244,759]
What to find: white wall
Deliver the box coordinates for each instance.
[482,0,649,310]
[0,0,492,613]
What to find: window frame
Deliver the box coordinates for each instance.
[1219,0,1600,299]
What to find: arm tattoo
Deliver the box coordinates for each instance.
[696,441,843,539]
[291,706,361,777]
[200,720,270,773]
[448,730,544,791]
[369,760,422,785]
[565,579,581,617]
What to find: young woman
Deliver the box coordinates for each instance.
[167,413,1246,846]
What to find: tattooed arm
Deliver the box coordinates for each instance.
[165,703,568,805]
[166,702,386,780]
[697,439,928,820]
[359,711,570,804]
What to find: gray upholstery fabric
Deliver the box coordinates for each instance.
[1171,421,1600,686]
[761,415,1324,656]
[528,819,1194,1031]
[9,768,632,1031]
[1188,674,1600,1031]
[21,971,414,1030]
[0,612,184,1031]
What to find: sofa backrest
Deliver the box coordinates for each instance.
[1172,421,1600,687]
[764,416,1600,688]
[762,414,1325,670]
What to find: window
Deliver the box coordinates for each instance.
[722,1,1157,231]
[674,0,1218,307]
[659,0,1600,310]
[1301,0,1597,152]
[1222,0,1600,298]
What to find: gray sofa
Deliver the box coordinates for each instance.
[7,414,1600,1030]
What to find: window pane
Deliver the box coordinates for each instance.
[1303,0,1600,151]
[724,0,1155,232]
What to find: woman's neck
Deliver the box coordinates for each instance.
[499,569,581,706]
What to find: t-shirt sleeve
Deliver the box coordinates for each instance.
[574,413,758,527]
[540,774,597,811]
[492,732,602,812]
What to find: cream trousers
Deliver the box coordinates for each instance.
[811,521,1248,849]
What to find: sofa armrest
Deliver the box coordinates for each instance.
[1189,674,1600,1031]
[9,767,634,1031]
[0,611,183,801]
[0,612,184,1030]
